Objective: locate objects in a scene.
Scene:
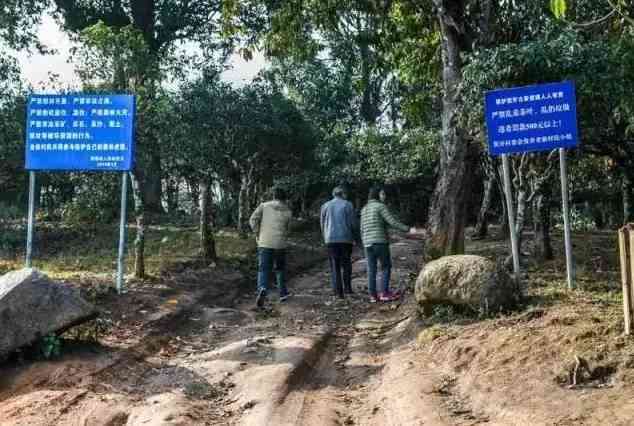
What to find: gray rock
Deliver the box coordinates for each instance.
[415,255,520,315]
[0,268,97,360]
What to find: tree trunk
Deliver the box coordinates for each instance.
[499,203,509,238]
[186,177,199,217]
[495,163,510,239]
[473,175,494,239]
[165,177,179,214]
[514,186,528,255]
[359,37,379,126]
[533,185,554,261]
[427,0,473,258]
[623,174,632,224]
[199,179,217,262]
[142,152,164,215]
[237,173,250,235]
[129,171,146,279]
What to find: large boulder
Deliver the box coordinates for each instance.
[415,255,520,315]
[0,268,97,360]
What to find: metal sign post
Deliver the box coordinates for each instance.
[116,172,129,294]
[502,154,521,284]
[559,148,575,289]
[25,171,36,268]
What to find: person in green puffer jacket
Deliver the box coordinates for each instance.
[361,186,417,303]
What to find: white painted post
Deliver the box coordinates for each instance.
[559,148,575,289]
[25,171,36,268]
[116,172,129,294]
[502,154,521,284]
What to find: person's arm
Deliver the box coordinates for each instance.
[249,204,263,235]
[379,204,410,233]
[347,203,362,246]
[320,203,327,236]
[286,213,293,236]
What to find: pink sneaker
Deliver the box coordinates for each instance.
[378,292,400,302]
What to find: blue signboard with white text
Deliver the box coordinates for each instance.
[485,81,579,156]
[25,94,135,171]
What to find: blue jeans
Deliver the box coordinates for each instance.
[365,244,392,296]
[257,248,288,296]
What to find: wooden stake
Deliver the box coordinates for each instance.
[623,223,634,332]
[619,226,633,335]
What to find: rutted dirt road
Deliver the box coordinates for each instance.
[4,234,634,425]
[0,239,433,425]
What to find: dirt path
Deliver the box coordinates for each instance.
[0,238,434,425]
[6,233,634,425]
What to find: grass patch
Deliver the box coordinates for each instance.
[0,223,256,280]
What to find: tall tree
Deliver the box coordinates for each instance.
[57,0,228,277]
[54,0,228,214]
[226,0,401,127]
[425,0,494,257]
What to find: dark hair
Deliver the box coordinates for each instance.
[273,186,287,201]
[368,185,384,201]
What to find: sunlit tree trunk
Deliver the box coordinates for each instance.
[199,179,217,262]
[427,0,474,258]
[533,185,554,261]
[474,175,494,239]
[129,171,146,279]
[165,177,179,213]
[237,171,252,235]
[623,174,632,224]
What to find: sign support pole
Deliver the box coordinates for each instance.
[25,171,36,268]
[501,154,521,285]
[559,148,575,289]
[116,172,129,294]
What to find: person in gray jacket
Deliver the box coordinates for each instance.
[320,186,359,298]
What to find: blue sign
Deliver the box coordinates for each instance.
[485,81,579,156]
[25,94,135,171]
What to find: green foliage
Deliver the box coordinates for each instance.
[174,71,318,189]
[0,202,21,254]
[555,208,597,232]
[463,29,634,153]
[39,334,62,359]
[430,305,457,323]
[347,128,439,183]
[73,21,156,89]
[550,0,568,19]
[0,0,45,49]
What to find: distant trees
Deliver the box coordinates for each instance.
[173,70,317,257]
[3,0,634,274]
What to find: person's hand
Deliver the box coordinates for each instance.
[408,227,429,238]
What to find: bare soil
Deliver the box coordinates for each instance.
[2,231,634,425]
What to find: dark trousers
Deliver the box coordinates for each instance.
[257,248,288,296]
[327,243,353,296]
[365,243,392,296]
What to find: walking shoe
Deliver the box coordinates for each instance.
[280,292,290,302]
[369,295,379,304]
[378,292,399,302]
[256,288,266,308]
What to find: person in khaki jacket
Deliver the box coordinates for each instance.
[249,186,292,308]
